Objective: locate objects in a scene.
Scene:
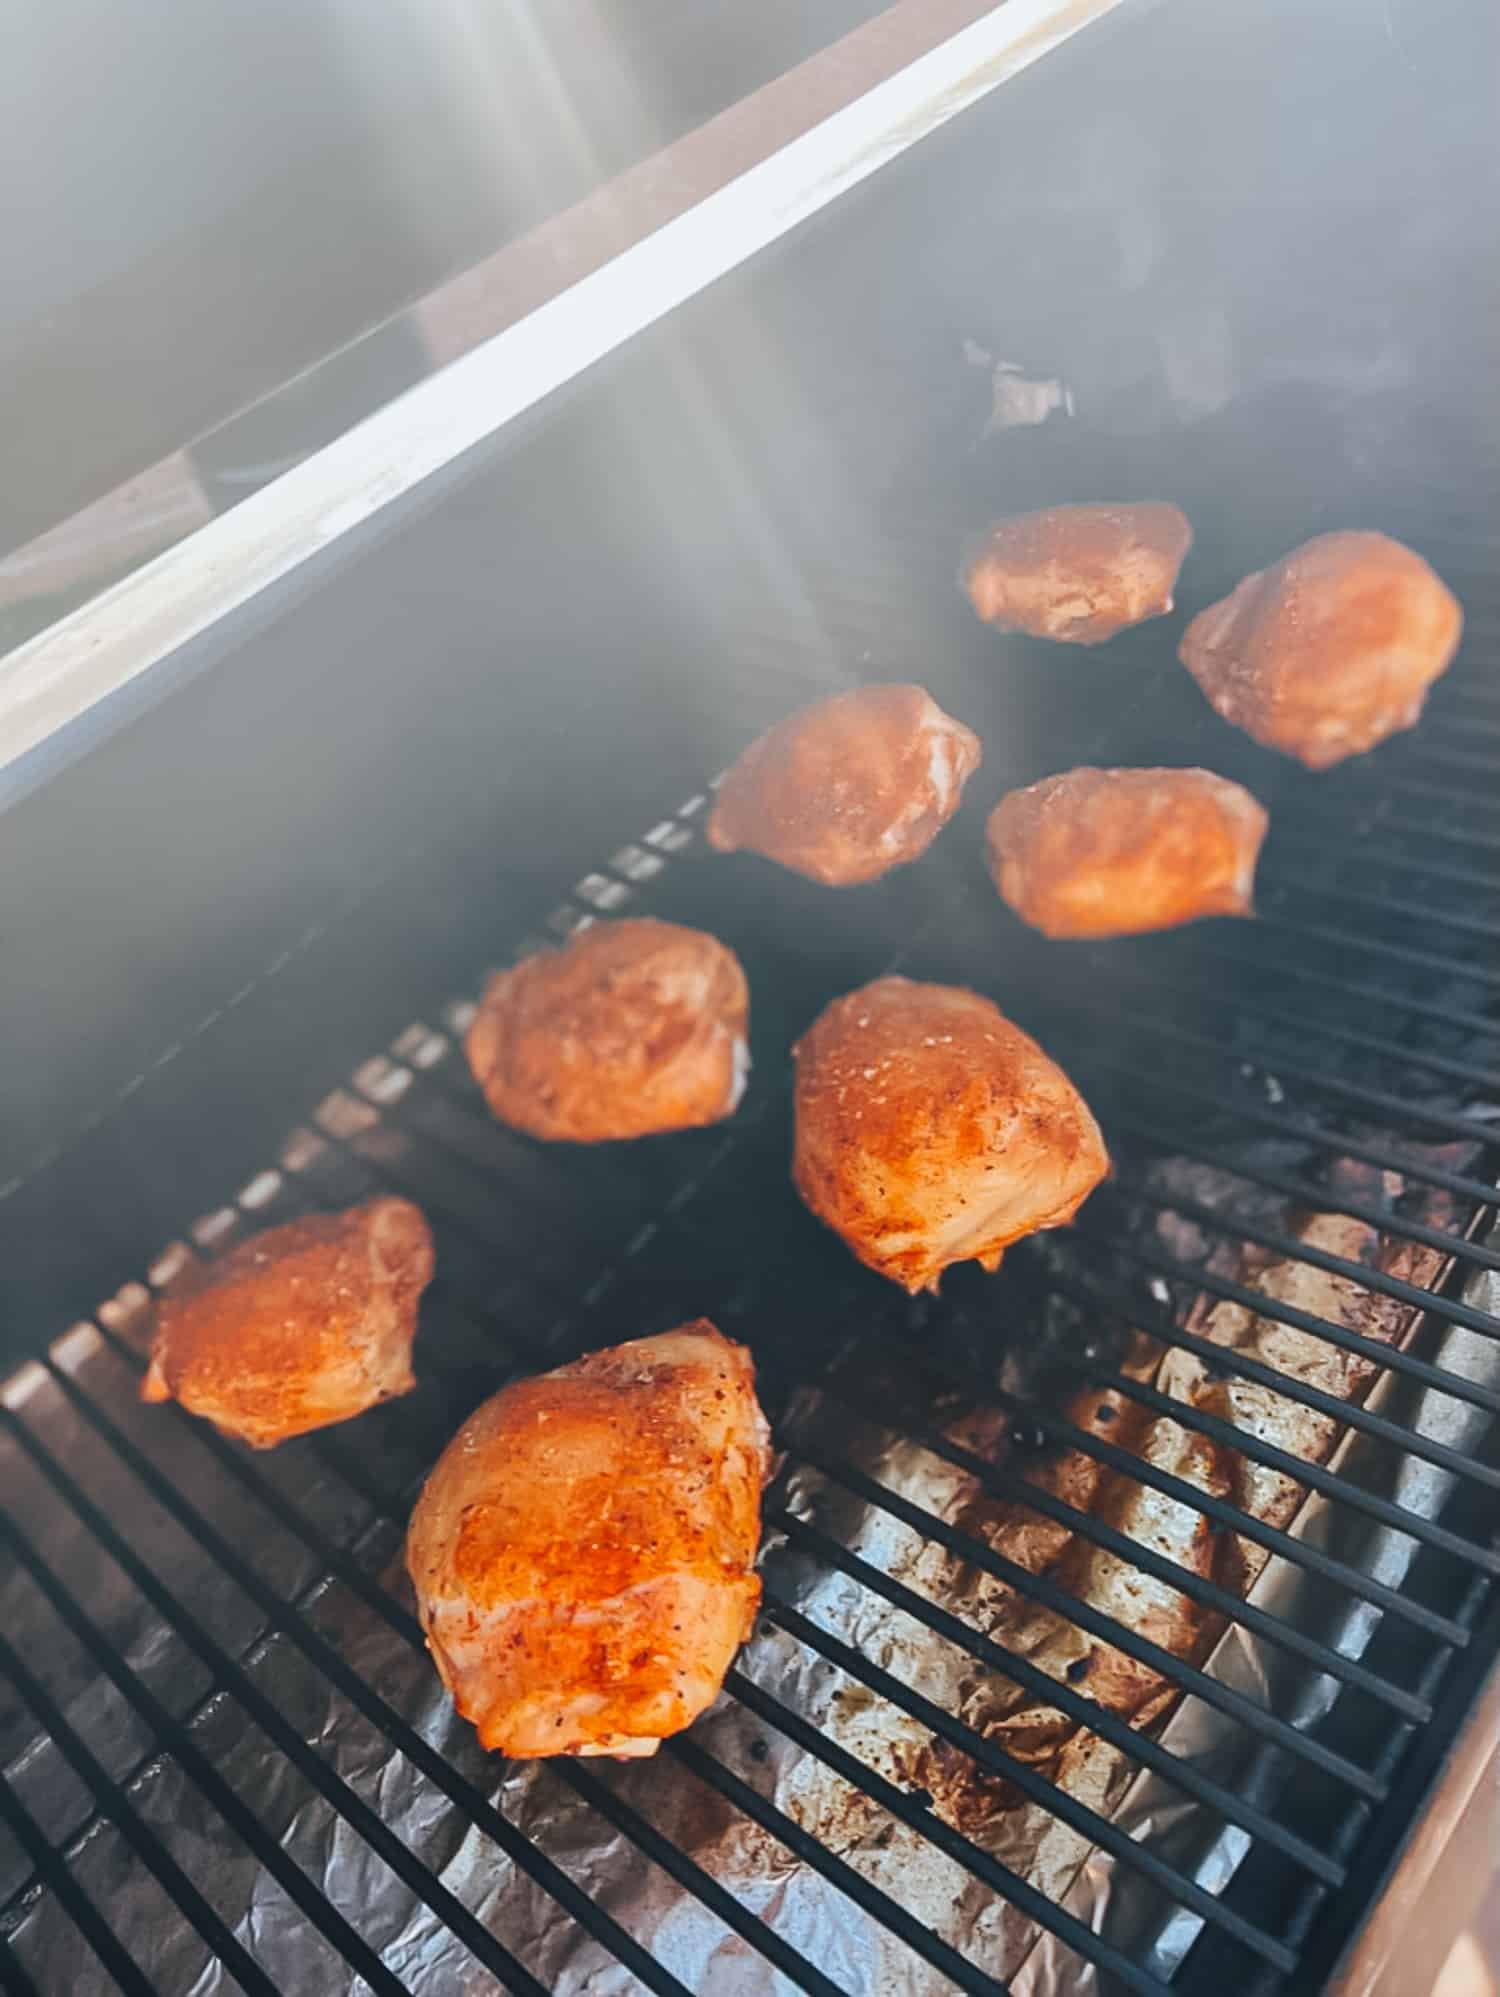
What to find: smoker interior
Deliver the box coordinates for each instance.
[2,3,1499,1992]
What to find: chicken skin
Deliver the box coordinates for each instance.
[963,502,1192,646]
[466,917,749,1142]
[986,765,1268,939]
[792,976,1108,1294]
[406,1323,770,1758]
[1179,530,1462,769]
[141,1197,434,1448]
[706,683,981,886]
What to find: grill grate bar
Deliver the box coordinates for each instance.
[771,1508,1346,1886]
[1284,1570,1500,1996]
[1075,1225,1500,1471]
[1346,808,1500,862]
[0,1626,281,1997]
[1424,704,1500,737]
[4,1410,559,1997]
[1184,922,1500,1041]
[1065,993,1498,1149]
[817,1377,1433,1721]
[1079,1043,1500,1211]
[1103,1104,1500,1279]
[1278,822,1500,894]
[1436,688,1500,719]
[788,1440,1387,1799]
[0,1482,416,1997]
[1404,741,1500,779]
[19,1363,668,1997]
[553,1762,854,1997]
[1108,950,1500,1098]
[1107,1184,1500,1363]
[1269,827,1500,895]
[1083,1344,1497,1573]
[1256,909,1500,994]
[0,1513,396,1937]
[0,1769,159,1997]
[1382,771,1500,812]
[744,1608,1296,1978]
[1271,877,1500,948]
[866,1320,1473,1639]
[1046,1255,1500,1552]
[728,1659,1188,1997]
[1268,776,1500,853]
[666,1732,1012,1997]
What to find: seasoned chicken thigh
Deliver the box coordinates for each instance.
[466,917,749,1141]
[141,1197,434,1447]
[987,765,1268,938]
[963,503,1192,645]
[706,683,981,886]
[792,976,1108,1293]
[1179,530,1462,768]
[407,1323,770,1758]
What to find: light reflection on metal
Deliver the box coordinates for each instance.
[0,0,1130,805]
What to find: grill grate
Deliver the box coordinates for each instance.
[0,532,1498,1993]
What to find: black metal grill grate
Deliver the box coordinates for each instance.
[0,528,1498,1994]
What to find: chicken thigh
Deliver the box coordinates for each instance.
[707,683,981,886]
[406,1323,770,1758]
[793,976,1108,1293]
[963,503,1191,645]
[466,918,749,1142]
[987,765,1268,939]
[1179,530,1462,768]
[141,1197,434,1448]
